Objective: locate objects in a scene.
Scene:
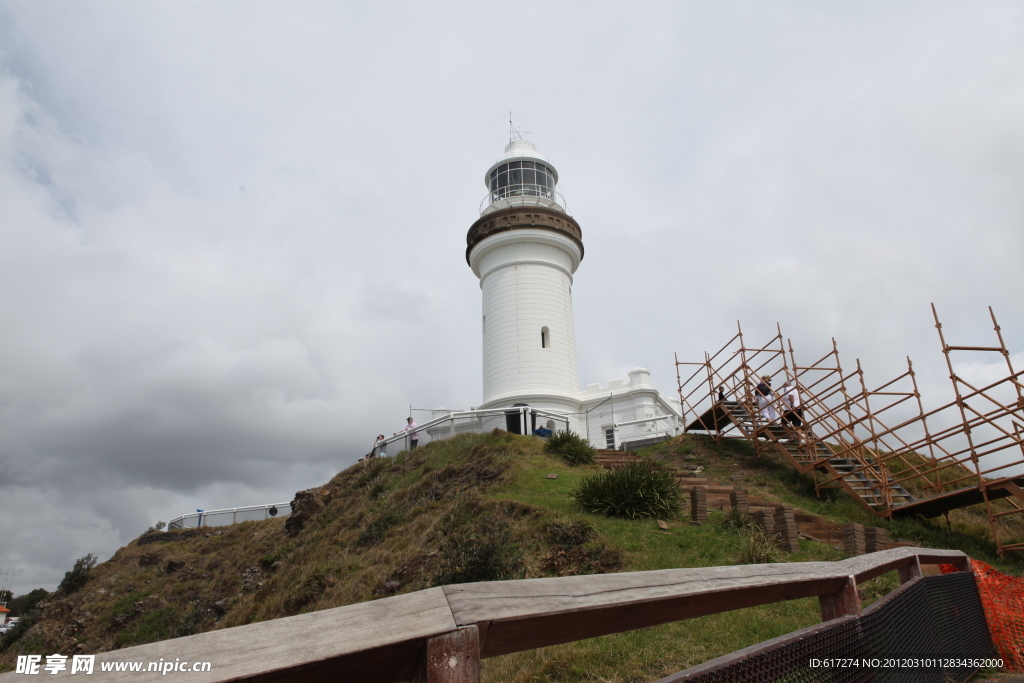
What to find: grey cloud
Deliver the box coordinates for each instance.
[0,1,1022,593]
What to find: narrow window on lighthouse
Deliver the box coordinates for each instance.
[483,316,487,335]
[541,326,549,348]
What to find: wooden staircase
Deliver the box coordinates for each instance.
[716,400,918,515]
[592,444,911,554]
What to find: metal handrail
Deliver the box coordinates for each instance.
[166,502,291,530]
[372,406,576,456]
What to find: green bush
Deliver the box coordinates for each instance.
[58,553,97,594]
[571,462,681,519]
[544,431,597,466]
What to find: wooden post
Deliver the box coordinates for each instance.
[729,490,749,515]
[412,626,480,683]
[691,486,708,525]
[774,506,800,553]
[819,575,861,621]
[897,556,922,584]
[752,510,775,535]
[841,523,865,556]
[864,527,888,554]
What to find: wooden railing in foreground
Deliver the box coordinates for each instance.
[0,548,972,682]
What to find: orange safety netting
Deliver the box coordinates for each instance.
[941,559,1024,672]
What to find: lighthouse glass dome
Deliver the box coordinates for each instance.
[488,161,556,202]
[480,139,566,215]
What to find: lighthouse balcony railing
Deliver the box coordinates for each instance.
[480,186,567,215]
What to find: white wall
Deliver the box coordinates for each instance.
[471,229,582,409]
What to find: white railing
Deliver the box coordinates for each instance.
[167,503,292,531]
[372,407,561,457]
[611,413,680,449]
[480,187,568,215]
[381,402,679,457]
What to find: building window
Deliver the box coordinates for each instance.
[604,428,615,449]
[541,326,549,348]
[483,315,486,335]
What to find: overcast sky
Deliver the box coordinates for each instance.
[1,2,1021,593]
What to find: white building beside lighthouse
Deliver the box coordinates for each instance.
[465,137,680,449]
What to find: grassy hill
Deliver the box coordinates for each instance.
[3,430,1023,681]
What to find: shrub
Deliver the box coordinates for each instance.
[571,462,681,519]
[738,523,783,564]
[58,553,97,594]
[544,431,597,466]
[432,501,524,585]
[722,507,753,530]
[546,519,598,547]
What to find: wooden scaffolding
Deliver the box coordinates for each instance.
[676,305,1024,556]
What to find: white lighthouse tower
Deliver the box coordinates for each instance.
[466,138,583,413]
[464,135,680,448]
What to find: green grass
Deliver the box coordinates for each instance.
[4,429,1022,681]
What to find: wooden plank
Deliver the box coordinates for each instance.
[998,480,1024,505]
[841,547,966,583]
[474,577,846,657]
[0,587,458,683]
[444,564,849,657]
[412,626,480,683]
[444,548,968,659]
[794,514,828,524]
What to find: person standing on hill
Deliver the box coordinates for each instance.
[756,376,777,423]
[402,417,420,449]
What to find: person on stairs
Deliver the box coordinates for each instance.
[756,375,777,423]
[782,382,803,429]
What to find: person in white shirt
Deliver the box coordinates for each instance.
[402,417,420,449]
[782,382,802,428]
[755,376,776,423]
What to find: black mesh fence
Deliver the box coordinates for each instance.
[659,572,994,683]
